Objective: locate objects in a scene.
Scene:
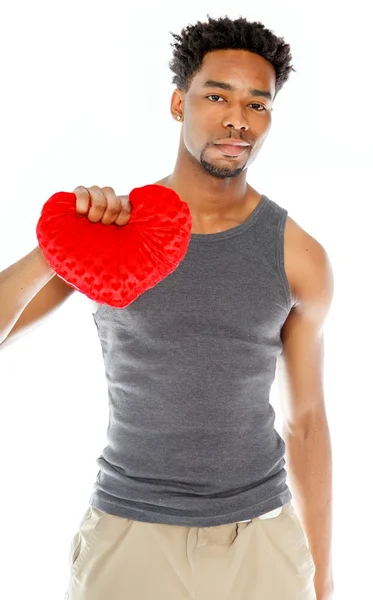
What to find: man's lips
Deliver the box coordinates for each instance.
[213,144,250,157]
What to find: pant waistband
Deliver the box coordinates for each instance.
[237,505,283,523]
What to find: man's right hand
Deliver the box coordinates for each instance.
[73,185,132,226]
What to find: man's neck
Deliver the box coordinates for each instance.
[169,175,248,215]
[159,154,256,220]
[155,169,261,234]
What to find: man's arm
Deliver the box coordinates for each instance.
[277,232,335,599]
[0,246,74,349]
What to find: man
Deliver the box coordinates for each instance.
[0,15,334,600]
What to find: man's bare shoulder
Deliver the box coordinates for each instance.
[284,214,333,309]
[284,214,318,246]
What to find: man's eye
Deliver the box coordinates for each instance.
[206,95,223,102]
[206,96,266,111]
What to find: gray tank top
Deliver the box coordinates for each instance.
[89,194,294,526]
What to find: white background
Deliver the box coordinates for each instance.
[0,1,371,598]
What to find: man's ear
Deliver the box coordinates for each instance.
[170,88,184,119]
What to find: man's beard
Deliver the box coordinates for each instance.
[200,149,246,179]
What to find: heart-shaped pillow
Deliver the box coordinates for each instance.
[36,184,192,308]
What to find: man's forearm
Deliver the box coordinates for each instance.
[283,418,334,595]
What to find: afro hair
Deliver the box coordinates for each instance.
[169,15,295,99]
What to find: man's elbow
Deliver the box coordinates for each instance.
[282,410,330,439]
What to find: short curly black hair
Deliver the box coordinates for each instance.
[169,15,295,99]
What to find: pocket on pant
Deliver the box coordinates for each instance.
[280,503,315,573]
[69,506,105,575]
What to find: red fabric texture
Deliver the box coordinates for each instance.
[36,184,192,308]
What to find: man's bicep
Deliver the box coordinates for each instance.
[277,240,334,431]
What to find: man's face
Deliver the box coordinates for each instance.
[173,49,276,179]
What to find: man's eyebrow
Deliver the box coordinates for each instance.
[202,79,273,100]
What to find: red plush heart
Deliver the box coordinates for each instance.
[36,184,192,308]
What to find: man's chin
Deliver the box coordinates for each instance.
[200,158,245,179]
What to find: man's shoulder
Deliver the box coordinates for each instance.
[284,213,327,263]
[284,214,333,310]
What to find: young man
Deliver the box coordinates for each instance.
[1,15,334,600]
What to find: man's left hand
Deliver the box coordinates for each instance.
[315,578,334,600]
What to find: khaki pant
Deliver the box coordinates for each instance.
[65,500,316,599]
